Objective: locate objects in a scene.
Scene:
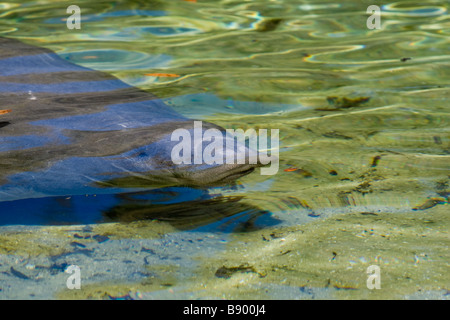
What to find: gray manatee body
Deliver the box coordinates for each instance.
[0,37,258,203]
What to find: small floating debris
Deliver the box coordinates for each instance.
[144,73,180,77]
[360,212,378,216]
[73,233,109,243]
[316,96,370,111]
[215,264,265,279]
[330,251,337,261]
[108,293,134,300]
[307,211,321,218]
[412,197,446,210]
[400,57,412,62]
[270,232,285,239]
[70,241,86,248]
[255,18,283,32]
[283,167,313,177]
[0,109,11,115]
[333,284,357,291]
[279,250,292,256]
[93,234,110,243]
[354,181,372,195]
[371,155,382,167]
[10,267,30,280]
[299,169,313,177]
[433,136,442,145]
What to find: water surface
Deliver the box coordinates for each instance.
[0,0,448,299]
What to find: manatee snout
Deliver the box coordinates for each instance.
[140,120,264,187]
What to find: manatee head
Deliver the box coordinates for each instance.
[99,120,264,188]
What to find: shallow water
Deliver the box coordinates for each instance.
[0,0,449,299]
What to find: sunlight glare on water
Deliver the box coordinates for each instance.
[0,0,448,300]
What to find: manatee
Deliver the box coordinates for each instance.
[0,37,259,204]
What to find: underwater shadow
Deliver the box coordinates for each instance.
[0,187,280,232]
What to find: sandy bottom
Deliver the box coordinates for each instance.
[1,202,448,300]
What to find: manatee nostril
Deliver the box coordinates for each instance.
[240,167,255,175]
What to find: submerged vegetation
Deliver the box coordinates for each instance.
[0,0,449,299]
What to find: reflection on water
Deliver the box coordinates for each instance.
[103,189,279,232]
[59,50,172,71]
[0,187,278,231]
[0,0,449,299]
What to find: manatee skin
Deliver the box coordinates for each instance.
[0,37,258,202]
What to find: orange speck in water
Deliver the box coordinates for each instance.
[144,73,180,77]
[284,167,298,172]
[0,109,11,115]
[82,56,98,59]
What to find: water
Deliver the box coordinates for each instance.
[0,0,449,299]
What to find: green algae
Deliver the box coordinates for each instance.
[0,228,78,257]
[56,264,180,300]
[0,0,449,299]
[0,220,173,257]
[90,220,176,240]
[51,204,448,300]
[186,205,449,299]
[209,104,449,216]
